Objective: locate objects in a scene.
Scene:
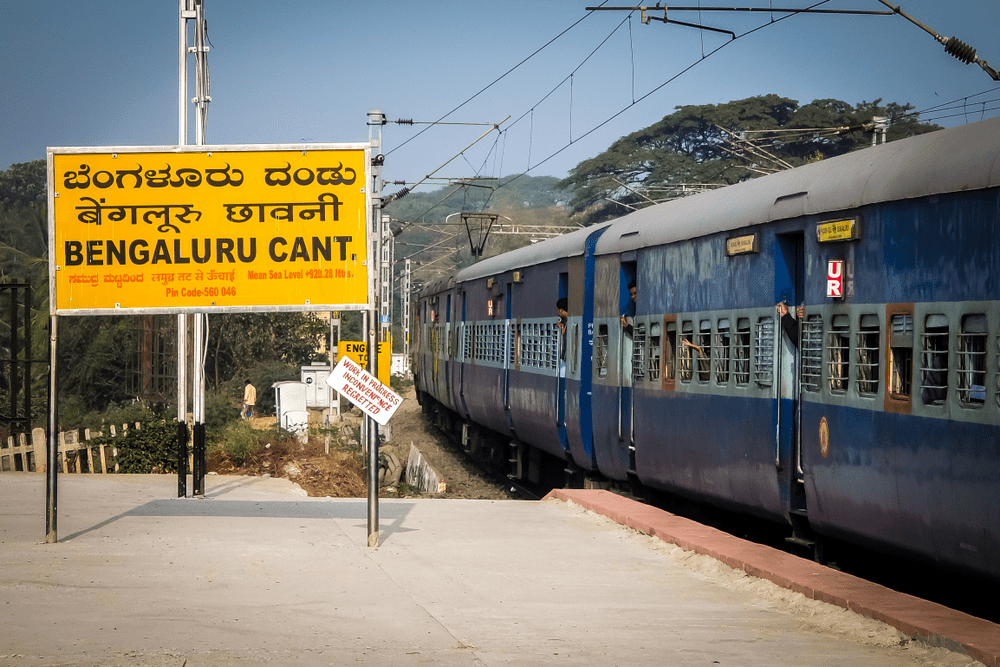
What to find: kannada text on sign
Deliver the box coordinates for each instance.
[49,145,370,314]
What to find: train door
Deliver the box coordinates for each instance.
[503,282,513,429]
[459,291,470,418]
[445,293,453,407]
[774,233,806,533]
[557,272,569,452]
[431,297,439,386]
[619,261,637,473]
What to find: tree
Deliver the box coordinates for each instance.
[0,161,336,418]
[0,161,50,426]
[205,312,328,391]
[558,95,941,223]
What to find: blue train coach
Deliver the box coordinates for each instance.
[414,116,1000,582]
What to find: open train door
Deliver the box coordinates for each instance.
[619,260,637,477]
[774,232,810,548]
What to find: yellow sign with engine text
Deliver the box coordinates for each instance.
[336,340,390,385]
[48,145,370,314]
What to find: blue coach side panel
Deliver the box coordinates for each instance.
[588,116,1000,579]
[799,187,1000,581]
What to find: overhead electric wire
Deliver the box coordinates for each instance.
[492,0,835,197]
[397,0,997,269]
[384,1,611,159]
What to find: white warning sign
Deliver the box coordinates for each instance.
[327,355,402,426]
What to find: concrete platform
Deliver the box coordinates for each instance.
[0,473,991,667]
[547,489,1000,667]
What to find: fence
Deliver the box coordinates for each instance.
[0,423,143,474]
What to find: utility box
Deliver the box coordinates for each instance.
[390,353,409,377]
[300,362,332,408]
[272,381,309,436]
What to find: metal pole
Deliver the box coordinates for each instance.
[177,315,187,498]
[45,314,58,543]
[367,109,384,548]
[192,313,205,496]
[177,0,192,497]
[402,259,411,374]
[193,0,210,146]
[190,1,209,495]
[179,0,190,145]
[22,287,31,445]
[330,311,341,421]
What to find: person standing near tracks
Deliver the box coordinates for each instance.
[242,379,257,419]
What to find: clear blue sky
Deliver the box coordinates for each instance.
[2,1,998,187]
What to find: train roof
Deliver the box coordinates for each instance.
[595,115,1000,255]
[452,220,613,283]
[417,274,455,299]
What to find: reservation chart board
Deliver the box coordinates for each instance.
[48,144,371,315]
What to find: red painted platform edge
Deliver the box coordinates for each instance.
[544,488,999,667]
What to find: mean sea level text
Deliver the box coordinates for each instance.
[248,268,354,280]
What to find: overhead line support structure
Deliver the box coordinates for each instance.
[875,0,999,81]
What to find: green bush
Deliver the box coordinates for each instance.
[88,421,179,473]
[102,402,159,430]
[213,420,262,467]
[204,390,241,440]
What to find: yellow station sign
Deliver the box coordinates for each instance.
[48,145,370,314]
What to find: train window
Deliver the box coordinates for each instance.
[664,321,676,381]
[488,322,504,364]
[697,320,712,383]
[957,314,987,407]
[648,322,662,382]
[529,324,540,368]
[481,324,490,363]
[920,314,949,406]
[478,324,487,363]
[856,314,880,396]
[571,323,580,374]
[548,322,560,372]
[827,315,850,394]
[889,313,913,398]
[508,322,518,366]
[714,319,730,385]
[801,315,823,392]
[493,323,501,363]
[753,317,774,388]
[734,318,751,386]
[632,322,647,382]
[516,323,528,367]
[596,324,609,378]
[679,321,694,383]
[484,324,494,363]
[548,322,559,371]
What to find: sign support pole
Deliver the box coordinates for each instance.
[186,0,210,497]
[367,109,385,548]
[45,314,58,543]
[177,0,193,497]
